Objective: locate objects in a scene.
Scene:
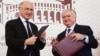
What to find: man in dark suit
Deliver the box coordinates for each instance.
[5,1,46,56]
[51,9,98,56]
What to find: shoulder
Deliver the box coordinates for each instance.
[75,24,93,33]
[5,19,18,26]
[76,24,91,29]
[77,24,90,27]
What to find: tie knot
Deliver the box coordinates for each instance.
[25,20,29,23]
[25,21,30,25]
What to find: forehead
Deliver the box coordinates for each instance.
[19,1,33,8]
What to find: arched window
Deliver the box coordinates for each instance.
[44,11,48,22]
[37,10,41,22]
[56,12,61,23]
[50,11,54,23]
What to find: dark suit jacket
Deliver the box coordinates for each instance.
[5,18,45,56]
[52,24,98,56]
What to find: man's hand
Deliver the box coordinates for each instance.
[40,31,46,40]
[70,33,85,43]
[25,35,37,45]
[51,38,58,47]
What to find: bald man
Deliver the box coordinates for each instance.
[5,1,46,56]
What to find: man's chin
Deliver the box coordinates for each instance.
[26,17,31,19]
[65,24,71,28]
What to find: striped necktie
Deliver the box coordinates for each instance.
[25,21,32,37]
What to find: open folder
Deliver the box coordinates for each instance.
[36,25,49,36]
[54,32,85,56]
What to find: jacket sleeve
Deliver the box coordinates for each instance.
[85,26,98,48]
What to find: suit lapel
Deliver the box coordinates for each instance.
[74,24,78,31]
[58,29,66,41]
[17,18,28,37]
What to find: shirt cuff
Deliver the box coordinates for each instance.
[84,35,89,44]
[40,39,46,43]
[24,44,27,50]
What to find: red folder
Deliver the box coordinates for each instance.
[54,33,85,56]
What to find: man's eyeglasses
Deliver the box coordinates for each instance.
[20,7,33,11]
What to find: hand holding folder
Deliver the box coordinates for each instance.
[54,32,85,56]
[36,25,49,37]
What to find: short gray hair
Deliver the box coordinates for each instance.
[62,9,77,17]
[19,1,33,8]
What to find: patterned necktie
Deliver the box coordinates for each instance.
[26,21,32,37]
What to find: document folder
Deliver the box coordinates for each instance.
[54,32,85,56]
[36,25,49,36]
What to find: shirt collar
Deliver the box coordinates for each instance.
[20,16,27,23]
[67,23,76,31]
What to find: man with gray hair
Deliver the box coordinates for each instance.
[51,9,98,56]
[5,1,46,56]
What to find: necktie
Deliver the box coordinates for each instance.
[26,21,32,37]
[68,29,71,33]
[26,21,33,56]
